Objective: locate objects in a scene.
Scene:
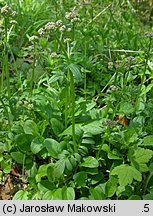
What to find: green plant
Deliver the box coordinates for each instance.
[0,0,153,200]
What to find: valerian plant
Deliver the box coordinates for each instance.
[0,0,153,200]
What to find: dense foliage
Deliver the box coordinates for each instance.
[0,0,153,200]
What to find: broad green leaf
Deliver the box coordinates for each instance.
[23,120,38,135]
[142,135,153,146]
[53,188,63,200]
[62,186,75,200]
[65,187,75,200]
[69,155,77,168]
[13,190,28,200]
[101,144,110,153]
[11,152,25,164]
[80,156,99,168]
[54,159,65,178]
[59,124,83,137]
[106,176,118,197]
[108,152,122,160]
[82,121,103,135]
[89,184,105,200]
[119,102,134,115]
[128,195,141,200]
[39,180,55,190]
[31,137,44,154]
[42,191,53,200]
[143,193,153,200]
[35,164,49,182]
[11,124,23,134]
[131,147,153,172]
[82,138,95,145]
[140,81,153,96]
[65,158,73,171]
[78,145,88,155]
[51,118,64,136]
[73,171,87,187]
[47,164,55,182]
[15,134,31,152]
[44,138,61,158]
[88,173,104,185]
[1,160,11,173]
[111,164,142,187]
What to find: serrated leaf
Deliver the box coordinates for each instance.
[142,135,153,146]
[111,164,142,187]
[131,147,153,172]
[80,156,99,168]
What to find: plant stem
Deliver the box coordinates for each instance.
[68,69,77,153]
[143,172,153,195]
[31,43,36,96]
[4,16,11,100]
[84,40,87,100]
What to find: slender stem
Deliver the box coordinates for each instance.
[4,16,11,100]
[84,40,87,100]
[31,43,36,96]
[143,172,153,195]
[69,69,77,153]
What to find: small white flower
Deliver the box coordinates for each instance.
[38,28,44,35]
[23,100,28,105]
[108,62,113,69]
[59,25,66,32]
[67,27,72,32]
[45,22,56,31]
[56,20,63,27]
[29,35,38,42]
[10,20,18,25]
[11,11,17,17]
[50,52,57,58]
[64,38,71,43]
[28,103,33,109]
[71,17,80,23]
[1,5,10,15]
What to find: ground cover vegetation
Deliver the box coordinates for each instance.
[0,0,153,200]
